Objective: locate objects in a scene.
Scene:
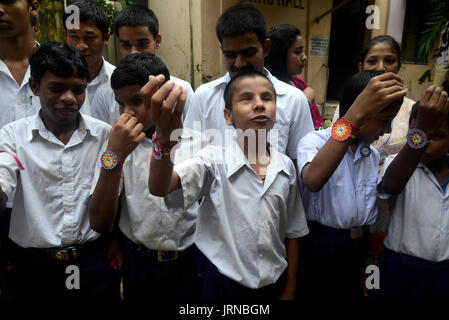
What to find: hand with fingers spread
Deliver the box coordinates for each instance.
[415,85,449,135]
[141,75,186,148]
[107,112,146,162]
[345,72,407,126]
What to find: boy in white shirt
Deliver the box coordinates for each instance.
[374,87,449,300]
[89,53,205,301]
[147,70,309,300]
[0,41,119,300]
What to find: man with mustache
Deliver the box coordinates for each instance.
[184,4,313,160]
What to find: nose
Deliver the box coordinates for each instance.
[61,89,76,106]
[123,104,136,116]
[376,61,387,73]
[234,54,247,70]
[253,95,265,111]
[76,39,88,52]
[130,46,140,55]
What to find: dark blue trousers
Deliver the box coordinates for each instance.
[122,240,202,301]
[297,223,370,299]
[370,248,449,301]
[199,251,286,301]
[11,238,121,301]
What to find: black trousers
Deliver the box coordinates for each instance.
[297,222,370,299]
[11,238,121,301]
[122,239,202,301]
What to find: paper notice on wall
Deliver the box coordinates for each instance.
[310,36,329,56]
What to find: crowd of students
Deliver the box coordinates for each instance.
[0,0,448,302]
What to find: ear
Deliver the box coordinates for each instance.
[29,77,40,96]
[155,33,162,50]
[263,38,271,58]
[103,32,110,45]
[223,108,234,126]
[358,62,362,72]
[63,29,68,39]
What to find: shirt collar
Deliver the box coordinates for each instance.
[224,132,291,179]
[0,59,31,89]
[27,112,100,142]
[88,57,111,86]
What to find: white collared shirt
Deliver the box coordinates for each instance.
[90,128,207,251]
[0,60,40,130]
[164,135,309,289]
[184,69,314,159]
[297,128,379,229]
[86,58,115,106]
[380,155,449,262]
[0,113,111,248]
[90,75,194,125]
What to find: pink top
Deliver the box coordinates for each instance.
[291,77,324,130]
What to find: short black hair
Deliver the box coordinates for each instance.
[216,4,267,46]
[265,24,301,83]
[339,70,403,117]
[111,53,170,90]
[29,41,89,85]
[63,0,109,36]
[223,70,275,111]
[115,5,159,38]
[360,35,402,69]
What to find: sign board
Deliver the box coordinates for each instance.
[310,36,329,56]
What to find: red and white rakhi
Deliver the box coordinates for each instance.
[152,132,171,160]
[0,151,24,170]
[407,128,427,149]
[331,118,354,142]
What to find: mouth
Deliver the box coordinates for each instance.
[0,20,10,27]
[251,115,271,123]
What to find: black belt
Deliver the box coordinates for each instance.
[24,237,107,262]
[308,221,370,240]
[123,236,181,262]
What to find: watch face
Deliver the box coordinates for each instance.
[101,151,118,170]
[407,129,427,149]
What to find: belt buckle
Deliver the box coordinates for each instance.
[51,250,70,261]
[157,250,178,262]
[350,227,363,240]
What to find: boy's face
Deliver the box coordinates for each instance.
[117,25,161,57]
[0,0,38,39]
[410,119,449,164]
[358,103,401,144]
[221,32,271,78]
[224,75,276,134]
[29,71,87,127]
[114,84,154,133]
[65,21,109,71]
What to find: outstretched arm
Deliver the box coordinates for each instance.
[379,86,449,195]
[141,75,186,197]
[301,72,407,192]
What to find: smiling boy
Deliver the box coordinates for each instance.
[0,41,119,300]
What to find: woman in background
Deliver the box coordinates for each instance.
[265,24,324,130]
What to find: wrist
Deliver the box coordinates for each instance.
[155,131,177,148]
[344,108,365,128]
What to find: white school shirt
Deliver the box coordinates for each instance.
[90,75,194,125]
[296,128,379,229]
[90,128,207,251]
[86,58,115,106]
[379,155,449,262]
[0,113,111,248]
[164,135,309,289]
[184,69,314,159]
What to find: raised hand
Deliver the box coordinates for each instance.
[141,75,186,147]
[107,112,146,162]
[415,85,449,134]
[345,72,407,126]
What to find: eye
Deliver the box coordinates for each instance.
[366,58,377,65]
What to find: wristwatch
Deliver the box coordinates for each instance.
[407,128,428,149]
[331,117,360,142]
[100,150,122,170]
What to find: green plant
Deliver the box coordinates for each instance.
[417,0,449,84]
[36,0,134,44]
